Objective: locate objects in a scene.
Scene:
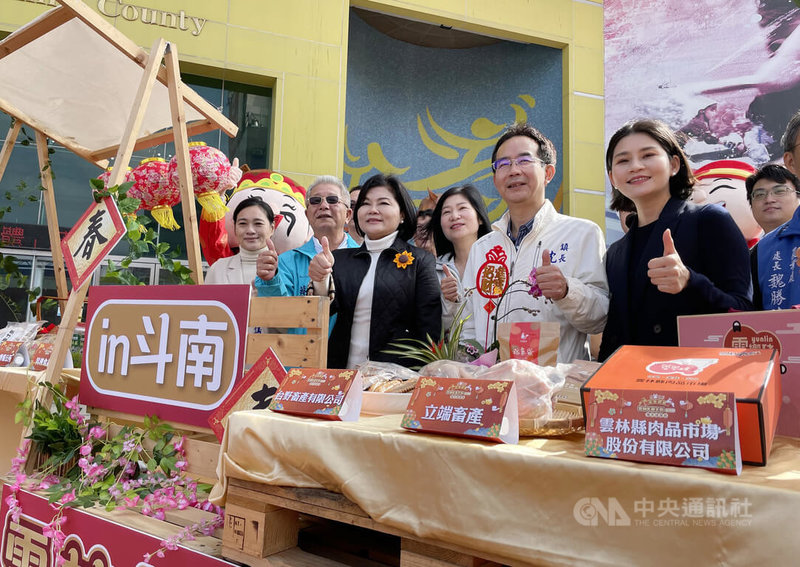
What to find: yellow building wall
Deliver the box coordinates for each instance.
[1,0,605,224]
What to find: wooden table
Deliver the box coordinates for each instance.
[215,411,800,566]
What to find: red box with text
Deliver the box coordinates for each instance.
[581,346,780,465]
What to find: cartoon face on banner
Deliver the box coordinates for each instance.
[690,160,761,244]
[225,170,312,254]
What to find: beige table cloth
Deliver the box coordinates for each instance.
[212,410,800,566]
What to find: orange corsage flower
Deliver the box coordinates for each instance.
[393,250,415,269]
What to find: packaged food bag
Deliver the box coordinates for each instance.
[497,322,559,366]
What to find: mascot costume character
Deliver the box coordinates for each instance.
[691,159,761,248]
[200,169,312,266]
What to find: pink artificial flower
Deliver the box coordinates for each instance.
[13,472,26,490]
[37,475,60,491]
[10,440,30,476]
[123,495,141,508]
[59,491,76,506]
[79,444,92,456]
[88,426,106,440]
[527,269,543,298]
[5,493,21,523]
[64,396,83,422]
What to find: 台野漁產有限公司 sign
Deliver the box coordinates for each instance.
[80,285,251,428]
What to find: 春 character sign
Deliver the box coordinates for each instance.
[80,285,250,428]
[61,197,126,290]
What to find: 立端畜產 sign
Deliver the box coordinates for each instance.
[402,376,519,444]
[80,285,250,428]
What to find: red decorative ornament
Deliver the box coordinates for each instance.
[476,245,509,299]
[132,157,181,230]
[168,141,234,222]
[97,166,136,191]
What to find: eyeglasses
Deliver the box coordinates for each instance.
[751,185,798,201]
[308,195,346,206]
[491,155,546,172]
[350,200,358,209]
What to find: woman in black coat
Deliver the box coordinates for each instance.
[309,173,442,368]
[598,119,752,361]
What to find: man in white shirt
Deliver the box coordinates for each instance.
[460,123,610,362]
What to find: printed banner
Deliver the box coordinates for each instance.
[679,310,800,437]
[585,388,741,474]
[80,285,250,429]
[269,368,362,421]
[402,377,518,444]
[0,484,235,567]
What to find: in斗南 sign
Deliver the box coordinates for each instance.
[80,285,251,428]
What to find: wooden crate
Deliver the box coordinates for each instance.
[222,478,533,567]
[247,296,329,368]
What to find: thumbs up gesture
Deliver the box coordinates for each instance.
[309,236,335,282]
[440,265,460,302]
[535,249,568,300]
[256,238,279,281]
[647,229,689,294]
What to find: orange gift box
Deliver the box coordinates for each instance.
[581,346,781,466]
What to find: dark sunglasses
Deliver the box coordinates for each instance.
[308,195,344,206]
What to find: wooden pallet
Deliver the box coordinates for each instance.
[88,504,367,567]
[222,478,536,567]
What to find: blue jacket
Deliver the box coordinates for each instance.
[753,206,800,309]
[255,233,359,298]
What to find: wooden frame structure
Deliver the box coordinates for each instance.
[0,0,238,385]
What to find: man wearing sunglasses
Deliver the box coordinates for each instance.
[460,123,609,362]
[255,175,358,300]
[748,162,800,309]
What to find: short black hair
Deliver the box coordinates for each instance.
[606,119,695,203]
[426,185,491,258]
[353,174,417,241]
[491,123,557,168]
[233,196,275,224]
[745,164,800,202]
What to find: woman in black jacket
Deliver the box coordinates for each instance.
[598,119,752,361]
[309,173,442,368]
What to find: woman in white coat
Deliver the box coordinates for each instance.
[205,196,277,285]
[426,184,491,331]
